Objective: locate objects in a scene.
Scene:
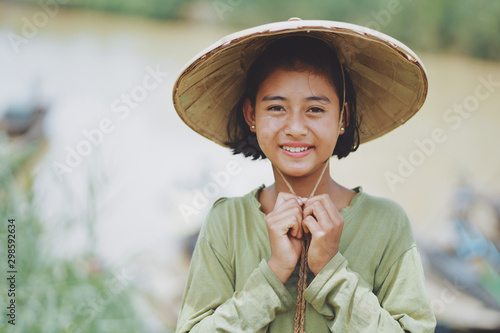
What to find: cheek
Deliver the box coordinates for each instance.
[256,116,283,148]
[256,129,269,148]
[317,121,339,150]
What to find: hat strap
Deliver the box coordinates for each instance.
[339,60,346,135]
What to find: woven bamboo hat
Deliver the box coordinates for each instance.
[172,18,428,147]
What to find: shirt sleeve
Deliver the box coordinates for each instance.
[176,224,295,332]
[304,247,436,332]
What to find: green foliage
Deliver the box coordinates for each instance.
[0,134,148,332]
[15,0,186,19]
[214,0,500,61]
[12,0,500,60]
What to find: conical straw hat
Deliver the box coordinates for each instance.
[173,19,428,147]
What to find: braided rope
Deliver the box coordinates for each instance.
[293,235,307,333]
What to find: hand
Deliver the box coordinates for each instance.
[302,194,344,275]
[266,192,305,284]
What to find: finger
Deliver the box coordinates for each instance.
[305,195,341,225]
[268,208,302,237]
[287,213,301,239]
[287,215,301,238]
[275,192,300,209]
[302,220,310,234]
[295,217,303,239]
[282,200,304,239]
[303,201,332,230]
[273,196,303,215]
[302,215,320,236]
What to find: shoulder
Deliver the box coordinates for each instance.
[206,185,261,218]
[197,186,264,260]
[355,189,411,228]
[350,189,415,248]
[358,189,408,218]
[200,185,263,238]
[351,190,419,284]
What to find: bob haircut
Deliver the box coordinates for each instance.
[225,35,361,160]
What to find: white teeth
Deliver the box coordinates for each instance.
[282,146,310,152]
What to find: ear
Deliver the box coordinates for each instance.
[242,98,256,132]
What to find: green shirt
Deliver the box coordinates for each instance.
[176,185,436,332]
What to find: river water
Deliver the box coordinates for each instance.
[0,3,276,326]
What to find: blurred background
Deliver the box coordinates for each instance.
[1,0,499,332]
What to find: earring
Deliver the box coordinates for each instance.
[251,125,255,130]
[340,127,344,131]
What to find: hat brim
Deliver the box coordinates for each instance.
[173,20,428,147]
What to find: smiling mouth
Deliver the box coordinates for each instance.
[280,146,313,153]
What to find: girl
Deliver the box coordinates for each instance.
[173,19,436,332]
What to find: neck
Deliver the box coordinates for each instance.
[272,161,335,198]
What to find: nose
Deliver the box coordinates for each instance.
[283,110,308,137]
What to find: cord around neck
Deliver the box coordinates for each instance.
[275,159,330,199]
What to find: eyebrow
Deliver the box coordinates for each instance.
[262,95,286,102]
[306,96,331,103]
[261,95,331,103]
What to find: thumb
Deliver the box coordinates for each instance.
[302,215,317,235]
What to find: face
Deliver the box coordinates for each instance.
[244,68,345,177]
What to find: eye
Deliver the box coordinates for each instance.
[267,105,285,112]
[308,107,325,113]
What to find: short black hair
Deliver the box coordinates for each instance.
[225,35,360,160]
